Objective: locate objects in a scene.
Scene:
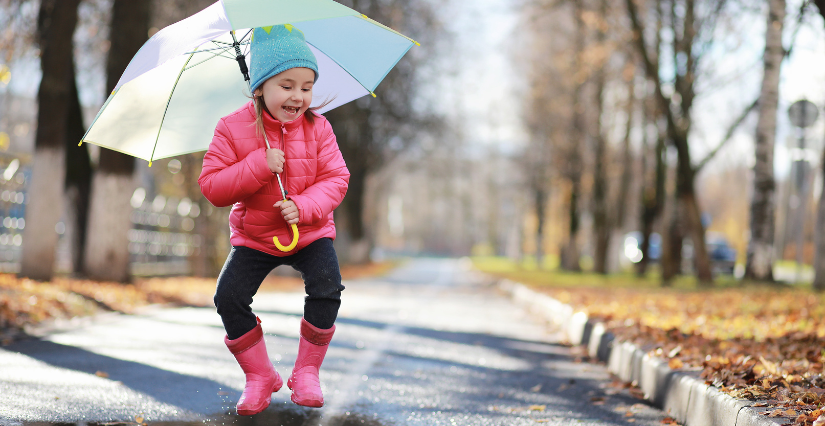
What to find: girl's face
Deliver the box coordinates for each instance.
[256,67,315,123]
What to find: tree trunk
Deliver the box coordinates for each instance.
[675,142,713,285]
[83,0,149,282]
[561,181,582,271]
[19,0,81,281]
[338,156,370,264]
[64,66,92,275]
[660,191,683,284]
[562,1,586,273]
[592,137,609,273]
[84,174,136,282]
[534,187,546,268]
[745,0,784,282]
[813,146,825,291]
[808,0,825,290]
[638,114,665,276]
[591,4,610,274]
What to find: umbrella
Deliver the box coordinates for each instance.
[80,0,418,251]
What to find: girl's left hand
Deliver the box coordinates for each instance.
[274,200,299,225]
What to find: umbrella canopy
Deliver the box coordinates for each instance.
[81,0,417,165]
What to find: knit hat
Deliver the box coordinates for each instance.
[249,24,319,91]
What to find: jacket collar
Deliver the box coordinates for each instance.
[245,100,305,133]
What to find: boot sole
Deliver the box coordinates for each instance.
[290,394,323,408]
[287,377,323,407]
[236,377,283,416]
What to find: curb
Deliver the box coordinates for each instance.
[499,279,783,426]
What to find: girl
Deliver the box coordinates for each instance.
[198,25,349,415]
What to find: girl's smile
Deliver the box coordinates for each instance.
[256,67,316,123]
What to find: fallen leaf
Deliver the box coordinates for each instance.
[530,384,542,392]
[135,415,143,424]
[668,358,684,369]
[661,417,678,425]
[529,405,546,412]
[813,414,825,426]
[95,371,109,378]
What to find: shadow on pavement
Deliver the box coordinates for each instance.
[8,339,230,415]
[150,409,387,426]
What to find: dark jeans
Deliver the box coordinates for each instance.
[215,238,344,340]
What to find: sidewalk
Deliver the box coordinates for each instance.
[498,279,784,426]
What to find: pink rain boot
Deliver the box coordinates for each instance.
[287,318,335,407]
[225,317,283,416]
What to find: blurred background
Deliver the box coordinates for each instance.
[1,0,825,289]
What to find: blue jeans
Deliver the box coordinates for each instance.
[215,238,344,339]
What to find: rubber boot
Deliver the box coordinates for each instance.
[287,318,335,407]
[225,317,283,415]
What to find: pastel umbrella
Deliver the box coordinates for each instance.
[80,0,418,165]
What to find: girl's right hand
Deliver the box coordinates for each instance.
[266,148,285,174]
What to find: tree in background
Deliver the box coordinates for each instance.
[19,0,82,281]
[624,0,761,285]
[323,0,445,264]
[64,63,93,275]
[812,0,825,292]
[83,0,150,282]
[745,0,785,283]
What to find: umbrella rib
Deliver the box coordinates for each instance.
[183,47,235,71]
[357,14,420,46]
[149,51,198,166]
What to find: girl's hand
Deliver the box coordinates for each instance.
[266,148,285,174]
[274,200,299,225]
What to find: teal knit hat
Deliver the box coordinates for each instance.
[249,25,319,91]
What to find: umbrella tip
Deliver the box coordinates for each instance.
[78,140,83,147]
[370,91,376,98]
[148,161,152,167]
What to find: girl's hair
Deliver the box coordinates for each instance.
[251,92,334,139]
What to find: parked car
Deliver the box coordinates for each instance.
[621,231,736,275]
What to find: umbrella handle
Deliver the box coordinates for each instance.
[273,224,299,252]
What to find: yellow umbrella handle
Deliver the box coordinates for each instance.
[273,224,299,252]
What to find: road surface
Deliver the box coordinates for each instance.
[0,258,674,425]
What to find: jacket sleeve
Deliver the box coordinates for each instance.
[288,119,350,225]
[198,118,275,207]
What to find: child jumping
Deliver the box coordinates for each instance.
[198,25,349,415]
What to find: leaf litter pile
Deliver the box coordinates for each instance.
[542,286,825,426]
[0,262,394,346]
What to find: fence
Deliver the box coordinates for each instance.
[0,158,203,277]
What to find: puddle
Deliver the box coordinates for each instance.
[18,408,388,426]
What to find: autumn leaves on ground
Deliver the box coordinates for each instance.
[0,261,396,345]
[475,257,825,426]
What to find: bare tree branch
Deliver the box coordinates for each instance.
[694,98,759,172]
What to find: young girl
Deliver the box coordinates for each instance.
[198,25,349,414]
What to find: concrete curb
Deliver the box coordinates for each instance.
[498,279,784,426]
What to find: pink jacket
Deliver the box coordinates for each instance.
[198,101,349,257]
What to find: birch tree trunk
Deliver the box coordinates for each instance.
[745,0,785,282]
[19,0,81,281]
[83,0,149,282]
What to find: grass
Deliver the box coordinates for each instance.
[472,255,742,290]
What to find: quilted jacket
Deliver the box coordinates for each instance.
[198,101,350,257]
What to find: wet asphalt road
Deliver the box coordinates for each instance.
[0,258,673,426]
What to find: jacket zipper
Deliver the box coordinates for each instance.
[280,124,288,197]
